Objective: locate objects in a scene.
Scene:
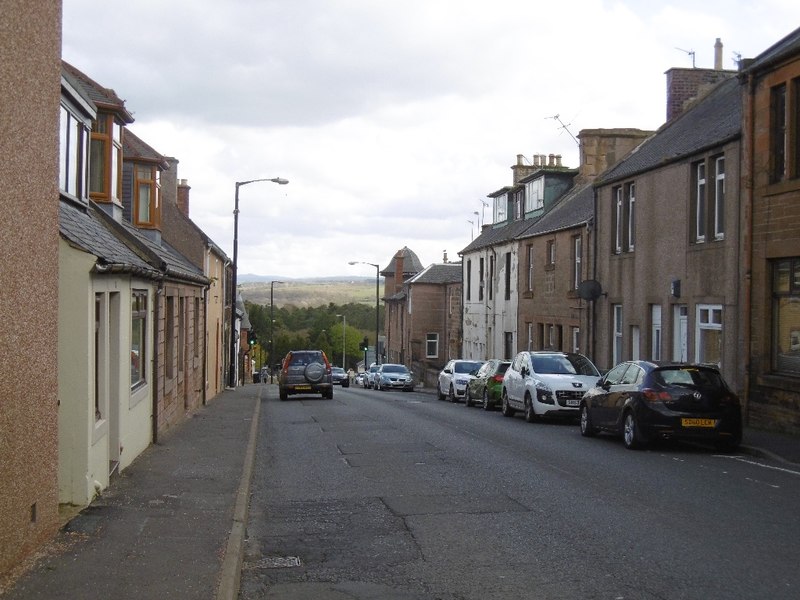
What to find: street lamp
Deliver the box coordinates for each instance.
[348,260,380,365]
[270,280,285,383]
[336,313,346,368]
[228,176,289,388]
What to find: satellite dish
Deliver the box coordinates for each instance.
[577,280,603,301]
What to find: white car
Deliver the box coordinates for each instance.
[501,351,600,421]
[437,359,485,402]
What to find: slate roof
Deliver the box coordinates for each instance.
[62,61,134,123]
[407,263,462,285]
[381,246,424,276]
[596,75,742,185]
[517,183,594,240]
[459,218,534,255]
[124,129,170,169]
[59,200,160,277]
[745,26,800,72]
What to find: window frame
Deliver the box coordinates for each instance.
[695,303,723,367]
[571,234,582,290]
[714,156,725,240]
[131,290,147,388]
[426,333,439,359]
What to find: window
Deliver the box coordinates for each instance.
[694,161,707,242]
[571,327,580,354]
[504,252,511,301]
[546,240,555,267]
[478,257,484,301]
[488,255,495,301]
[696,304,722,367]
[131,290,147,387]
[613,186,623,253]
[504,332,514,359]
[626,183,635,251]
[651,305,662,361]
[90,114,122,203]
[526,322,533,351]
[526,244,534,292]
[546,325,555,349]
[194,297,201,358]
[494,194,507,223]
[134,163,160,227]
[571,235,582,290]
[772,258,800,376]
[714,157,725,239]
[59,104,90,200]
[166,296,175,378]
[612,304,623,365]
[426,333,439,358]
[525,177,544,212]
[465,260,472,301]
[513,189,523,219]
[771,83,787,183]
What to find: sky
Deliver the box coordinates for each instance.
[61,0,800,279]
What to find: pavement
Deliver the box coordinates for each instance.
[1,383,799,600]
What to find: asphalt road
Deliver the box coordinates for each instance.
[240,384,800,600]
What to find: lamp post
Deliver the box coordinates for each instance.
[270,279,285,383]
[228,177,288,388]
[348,261,380,365]
[336,313,346,368]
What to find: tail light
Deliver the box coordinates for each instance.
[642,388,671,403]
[492,374,504,383]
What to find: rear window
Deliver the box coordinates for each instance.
[496,363,510,375]
[454,361,482,374]
[653,367,726,389]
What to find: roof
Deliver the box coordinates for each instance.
[517,183,594,240]
[59,200,160,278]
[381,246,424,275]
[124,129,170,169]
[744,25,800,72]
[62,61,134,123]
[596,75,741,185]
[407,263,462,285]
[459,218,533,255]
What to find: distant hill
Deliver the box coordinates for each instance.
[238,277,382,308]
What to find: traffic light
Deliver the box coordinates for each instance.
[361,336,369,352]
[248,331,258,346]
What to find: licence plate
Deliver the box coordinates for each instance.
[681,418,717,428]
[294,385,311,391]
[566,399,580,407]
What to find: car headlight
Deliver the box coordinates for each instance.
[534,380,555,404]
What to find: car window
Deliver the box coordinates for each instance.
[604,363,630,385]
[565,354,601,376]
[454,361,482,374]
[621,365,642,385]
[496,362,510,375]
[654,367,725,389]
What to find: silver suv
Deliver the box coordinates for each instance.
[501,351,600,421]
[278,350,333,400]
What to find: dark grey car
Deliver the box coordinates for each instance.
[278,350,333,400]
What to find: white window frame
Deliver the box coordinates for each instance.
[494,194,507,223]
[627,183,635,252]
[614,187,623,254]
[714,156,725,240]
[525,177,544,212]
[695,304,723,367]
[527,244,534,292]
[696,162,707,243]
[426,333,439,358]
[572,235,582,290]
[651,305,662,361]
[613,304,623,365]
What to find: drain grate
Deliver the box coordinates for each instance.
[246,556,302,569]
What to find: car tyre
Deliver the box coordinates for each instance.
[579,404,596,437]
[279,388,288,401]
[482,388,492,411]
[324,388,333,400]
[437,384,446,401]
[524,394,537,423]
[623,411,644,449]
[501,390,515,417]
[464,387,473,407]
[448,384,457,403]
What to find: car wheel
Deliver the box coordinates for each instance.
[501,390,514,417]
[524,394,537,423]
[279,388,288,401]
[623,411,644,449]
[464,387,473,407]
[482,388,492,411]
[324,388,333,400]
[448,384,457,403]
[579,404,596,437]
[437,384,446,401]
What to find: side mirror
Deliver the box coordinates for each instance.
[601,379,611,391]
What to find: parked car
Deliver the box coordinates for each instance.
[437,359,485,402]
[501,351,600,421]
[354,372,365,386]
[374,363,415,391]
[465,359,511,409]
[278,350,333,400]
[579,361,742,451]
[331,366,350,387]
[363,363,380,388]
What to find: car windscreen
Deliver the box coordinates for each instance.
[454,362,482,374]
[382,365,408,373]
[532,354,599,376]
[653,367,726,390]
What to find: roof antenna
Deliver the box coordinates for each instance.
[675,47,696,68]
[548,114,579,147]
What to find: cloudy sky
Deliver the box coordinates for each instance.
[62,0,799,279]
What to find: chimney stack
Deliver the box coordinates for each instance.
[177,179,191,218]
[714,38,723,70]
[443,250,448,263]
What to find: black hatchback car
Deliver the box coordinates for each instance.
[579,361,742,451]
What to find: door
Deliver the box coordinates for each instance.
[673,305,688,362]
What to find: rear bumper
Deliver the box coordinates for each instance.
[280,383,333,395]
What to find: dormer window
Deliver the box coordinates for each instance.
[134,163,160,228]
[494,194,507,223]
[525,177,544,212]
[90,114,122,204]
[59,104,91,202]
